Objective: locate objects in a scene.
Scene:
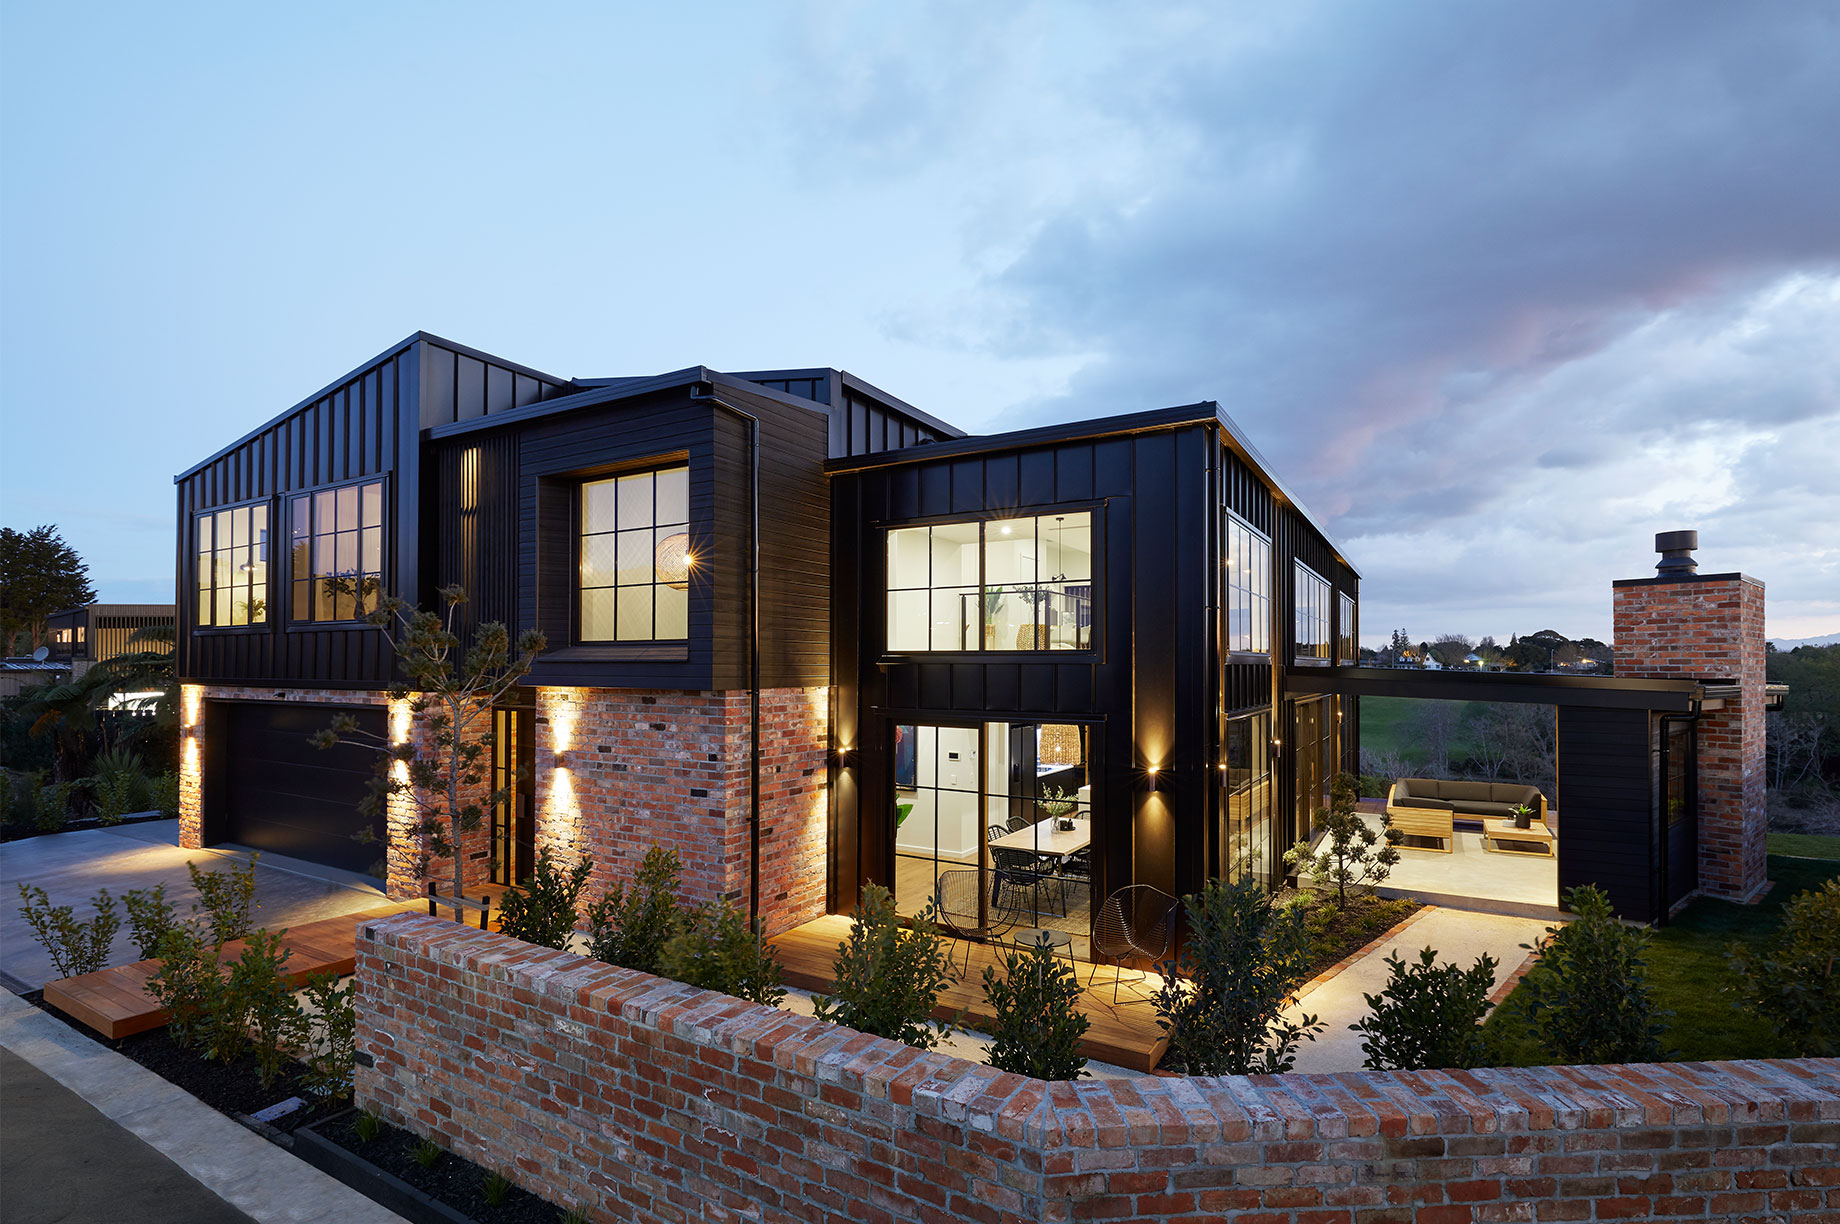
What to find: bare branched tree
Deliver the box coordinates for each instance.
[312,585,546,918]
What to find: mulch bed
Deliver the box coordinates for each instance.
[1296,895,1424,980]
[18,989,571,1223]
[314,1111,564,1224]
[2,811,170,843]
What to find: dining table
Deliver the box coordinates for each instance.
[989,816,1091,862]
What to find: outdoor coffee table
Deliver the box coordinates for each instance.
[1009,927,1077,975]
[1482,818,1556,855]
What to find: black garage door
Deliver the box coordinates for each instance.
[213,702,387,874]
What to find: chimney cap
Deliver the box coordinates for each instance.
[1655,530,1699,576]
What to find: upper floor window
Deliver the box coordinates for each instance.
[289,481,383,622]
[1338,592,1357,665]
[886,511,1093,653]
[1223,512,1270,654]
[1294,562,1331,661]
[579,465,689,642]
[196,503,269,627]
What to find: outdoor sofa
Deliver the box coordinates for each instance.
[1383,778,1548,852]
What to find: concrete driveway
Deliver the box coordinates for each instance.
[1,820,392,990]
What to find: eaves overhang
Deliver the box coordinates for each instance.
[1288,666,1704,712]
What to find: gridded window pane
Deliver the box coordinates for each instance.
[578,464,690,642]
[583,480,617,534]
[581,588,616,640]
[615,586,652,641]
[335,485,358,528]
[334,531,358,574]
[195,503,271,628]
[887,527,931,590]
[983,519,1034,586]
[1224,514,1271,654]
[930,522,979,587]
[1294,562,1331,659]
[616,472,654,528]
[285,480,386,623]
[581,534,617,588]
[931,587,977,650]
[360,526,382,572]
[614,529,652,584]
[655,584,688,638]
[884,513,1097,653]
[1042,513,1091,582]
[888,590,929,651]
[360,482,383,528]
[655,468,688,526]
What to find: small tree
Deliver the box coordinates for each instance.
[1153,875,1323,1075]
[981,934,1090,1080]
[586,845,685,976]
[1284,772,1399,908]
[813,884,956,1049]
[1728,878,1840,1057]
[313,586,545,919]
[496,848,594,950]
[660,896,787,1007]
[1519,885,1668,1064]
[1350,946,1498,1070]
[227,929,305,1088]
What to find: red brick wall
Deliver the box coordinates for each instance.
[356,916,1840,1224]
[531,685,828,936]
[1613,575,1768,902]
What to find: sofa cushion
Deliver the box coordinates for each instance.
[1459,801,1519,818]
[1438,780,1494,803]
[1393,795,1454,811]
[1490,783,1541,806]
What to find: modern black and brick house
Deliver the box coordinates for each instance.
[176,332,1769,937]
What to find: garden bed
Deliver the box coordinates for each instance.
[1290,893,1422,979]
[301,1110,564,1224]
[2,809,170,843]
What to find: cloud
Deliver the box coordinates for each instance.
[780,1,1840,637]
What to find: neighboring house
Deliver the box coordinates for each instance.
[173,333,1768,931]
[172,333,1357,928]
[0,657,71,700]
[45,603,175,677]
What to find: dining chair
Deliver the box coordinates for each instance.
[932,868,1018,973]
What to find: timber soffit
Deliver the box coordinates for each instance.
[172,331,569,484]
[824,400,1360,579]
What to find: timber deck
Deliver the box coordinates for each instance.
[42,903,422,1040]
[769,913,1170,1073]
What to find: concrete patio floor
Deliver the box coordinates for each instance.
[1,819,390,990]
[1350,810,1561,916]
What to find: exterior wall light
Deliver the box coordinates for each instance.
[1146,763,1161,791]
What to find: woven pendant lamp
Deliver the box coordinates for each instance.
[1038,723,1083,766]
[654,532,693,590]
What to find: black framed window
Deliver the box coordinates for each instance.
[1223,511,1270,654]
[289,480,384,622]
[885,512,1094,652]
[1338,592,1357,664]
[1294,562,1331,660]
[195,502,270,627]
[579,465,690,642]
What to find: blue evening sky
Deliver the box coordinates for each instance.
[2,2,1836,641]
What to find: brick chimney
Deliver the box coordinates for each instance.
[1612,532,1768,903]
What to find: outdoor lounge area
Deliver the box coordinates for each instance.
[1350,807,1560,912]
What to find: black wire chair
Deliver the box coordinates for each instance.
[1089,884,1179,1005]
[1057,848,1093,910]
[990,846,1065,921]
[932,868,1018,973]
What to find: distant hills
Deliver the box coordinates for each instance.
[1770,633,1840,651]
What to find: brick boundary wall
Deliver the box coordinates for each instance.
[356,915,1840,1224]
[1612,575,1768,903]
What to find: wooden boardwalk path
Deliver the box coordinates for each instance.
[43,904,421,1040]
[769,914,1169,1073]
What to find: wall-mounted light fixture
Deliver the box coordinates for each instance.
[1146,763,1161,791]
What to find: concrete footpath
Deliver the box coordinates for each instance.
[1284,904,1555,1073]
[0,990,406,1224]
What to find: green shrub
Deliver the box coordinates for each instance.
[1350,946,1498,1070]
[495,848,593,950]
[1283,772,1399,908]
[124,883,179,959]
[412,1138,442,1168]
[1519,885,1668,1064]
[300,972,358,1100]
[188,856,258,944]
[88,747,150,825]
[227,929,304,1088]
[5,771,44,827]
[659,896,786,1007]
[481,1172,511,1207]
[1154,875,1323,1075]
[150,771,180,820]
[146,925,229,1051]
[36,780,78,832]
[585,845,684,975]
[16,883,120,978]
[813,884,956,1049]
[354,1110,382,1142]
[1729,878,1840,1057]
[981,933,1090,1080]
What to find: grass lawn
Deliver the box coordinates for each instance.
[1483,854,1840,1065]
[1359,697,1482,769]
[1766,831,1840,860]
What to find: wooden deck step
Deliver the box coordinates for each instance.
[769,914,1169,1073]
[42,903,422,1040]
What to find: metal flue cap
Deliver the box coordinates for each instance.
[1655,530,1699,576]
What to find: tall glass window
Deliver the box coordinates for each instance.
[1220,712,1273,886]
[893,720,1094,954]
[290,481,383,622]
[1223,512,1270,654]
[579,465,690,642]
[1294,562,1331,660]
[1338,591,1358,664]
[195,503,269,627]
[885,512,1093,652]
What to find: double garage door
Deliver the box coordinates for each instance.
[212,702,386,875]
